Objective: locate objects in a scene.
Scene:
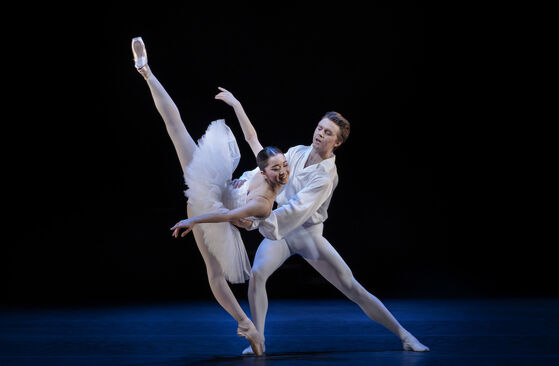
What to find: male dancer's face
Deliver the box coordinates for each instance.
[312,118,342,156]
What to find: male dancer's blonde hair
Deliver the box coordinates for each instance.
[323,111,350,146]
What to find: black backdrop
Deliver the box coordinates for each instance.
[4,4,553,306]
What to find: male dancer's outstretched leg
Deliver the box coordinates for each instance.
[244,234,429,353]
[304,237,429,351]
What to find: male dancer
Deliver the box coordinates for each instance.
[236,112,430,353]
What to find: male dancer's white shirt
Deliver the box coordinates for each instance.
[240,145,338,241]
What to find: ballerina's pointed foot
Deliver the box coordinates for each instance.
[237,322,265,356]
[131,36,151,79]
[402,333,430,352]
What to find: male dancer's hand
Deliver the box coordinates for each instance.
[232,218,254,230]
[228,179,246,189]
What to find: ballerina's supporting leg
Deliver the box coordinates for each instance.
[148,79,265,355]
[146,71,265,356]
[187,205,264,356]
[132,38,263,355]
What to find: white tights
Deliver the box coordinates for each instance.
[248,227,409,341]
[144,72,251,326]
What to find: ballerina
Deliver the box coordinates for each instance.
[131,36,289,356]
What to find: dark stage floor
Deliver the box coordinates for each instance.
[1,298,558,365]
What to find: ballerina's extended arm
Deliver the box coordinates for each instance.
[170,197,270,238]
[215,87,263,158]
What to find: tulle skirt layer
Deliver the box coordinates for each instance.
[184,120,251,284]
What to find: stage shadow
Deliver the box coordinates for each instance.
[176,349,428,366]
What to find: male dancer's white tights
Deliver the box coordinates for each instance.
[143,72,252,327]
[248,225,428,350]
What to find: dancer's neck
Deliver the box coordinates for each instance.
[266,179,283,194]
[306,147,333,168]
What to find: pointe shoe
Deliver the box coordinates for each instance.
[131,37,151,78]
[131,37,147,69]
[237,323,265,356]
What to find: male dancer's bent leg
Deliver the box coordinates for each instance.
[243,238,291,354]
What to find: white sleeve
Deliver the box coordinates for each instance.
[258,174,333,240]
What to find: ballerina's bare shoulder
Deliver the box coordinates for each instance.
[245,173,276,218]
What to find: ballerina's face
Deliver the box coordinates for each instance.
[261,153,290,185]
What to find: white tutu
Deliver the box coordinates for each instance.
[184,119,251,284]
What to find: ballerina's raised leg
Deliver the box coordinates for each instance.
[131,37,264,356]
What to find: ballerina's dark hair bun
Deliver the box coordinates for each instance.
[256,146,283,171]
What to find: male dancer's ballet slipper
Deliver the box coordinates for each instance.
[402,333,430,352]
[131,37,151,79]
[242,344,266,355]
[237,323,265,356]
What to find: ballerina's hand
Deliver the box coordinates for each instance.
[170,219,196,238]
[214,87,240,107]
